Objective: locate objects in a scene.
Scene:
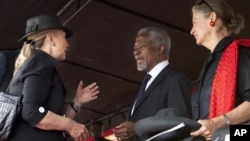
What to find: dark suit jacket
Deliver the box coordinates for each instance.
[0,49,20,91]
[128,65,192,141]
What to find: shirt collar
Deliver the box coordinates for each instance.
[213,36,233,53]
[148,60,169,79]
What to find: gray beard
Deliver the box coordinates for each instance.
[137,61,147,71]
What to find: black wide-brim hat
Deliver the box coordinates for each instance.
[134,108,201,141]
[18,14,73,43]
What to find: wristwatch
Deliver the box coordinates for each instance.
[70,102,81,113]
[223,114,230,126]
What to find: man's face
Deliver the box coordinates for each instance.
[133,34,159,72]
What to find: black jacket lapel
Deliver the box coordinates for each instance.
[132,65,171,114]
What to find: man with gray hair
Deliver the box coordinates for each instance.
[114,27,192,141]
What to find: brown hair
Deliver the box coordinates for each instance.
[192,0,244,35]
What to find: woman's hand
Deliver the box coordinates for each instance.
[190,119,218,141]
[74,81,99,105]
[68,120,89,141]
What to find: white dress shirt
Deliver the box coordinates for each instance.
[131,60,169,115]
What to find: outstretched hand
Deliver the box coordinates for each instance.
[74,81,99,105]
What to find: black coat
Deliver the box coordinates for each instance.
[128,65,192,141]
[0,49,19,91]
[192,37,250,120]
[7,50,66,141]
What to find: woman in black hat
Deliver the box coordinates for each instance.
[6,14,100,141]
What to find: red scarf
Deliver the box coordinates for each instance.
[209,39,250,119]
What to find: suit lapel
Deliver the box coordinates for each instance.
[132,66,171,115]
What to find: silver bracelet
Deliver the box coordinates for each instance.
[223,114,230,126]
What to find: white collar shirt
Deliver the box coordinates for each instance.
[146,60,169,90]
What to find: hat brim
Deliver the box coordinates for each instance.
[18,27,73,43]
[145,122,191,141]
[134,116,201,140]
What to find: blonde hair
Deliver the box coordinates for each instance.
[13,29,56,75]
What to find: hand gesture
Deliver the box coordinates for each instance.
[74,81,99,105]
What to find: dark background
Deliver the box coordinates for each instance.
[0,0,249,129]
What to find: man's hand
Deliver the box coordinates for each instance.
[113,121,137,141]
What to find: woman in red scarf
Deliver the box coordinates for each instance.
[190,0,250,140]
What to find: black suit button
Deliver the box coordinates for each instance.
[195,103,199,108]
